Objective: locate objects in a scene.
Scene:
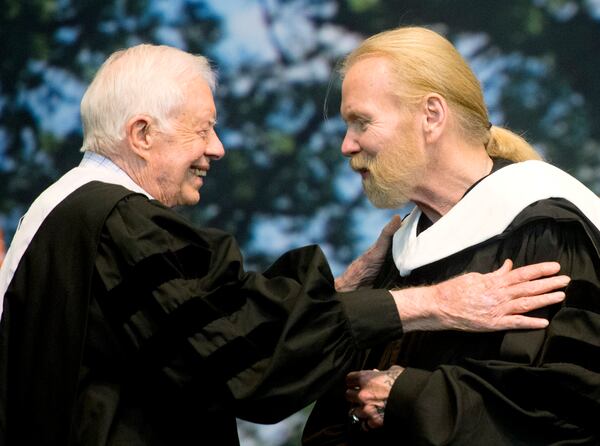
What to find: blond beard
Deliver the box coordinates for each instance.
[350,143,424,209]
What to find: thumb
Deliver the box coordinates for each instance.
[491,258,513,276]
[381,215,402,237]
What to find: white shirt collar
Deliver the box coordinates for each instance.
[79,151,155,199]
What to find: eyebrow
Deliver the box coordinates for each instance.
[209,117,217,126]
[342,110,368,123]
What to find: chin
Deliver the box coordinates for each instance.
[370,199,408,209]
[183,193,201,206]
[365,188,409,209]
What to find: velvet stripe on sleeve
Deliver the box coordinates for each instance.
[82,192,401,443]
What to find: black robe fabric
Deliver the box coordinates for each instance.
[0,181,402,446]
[303,201,600,445]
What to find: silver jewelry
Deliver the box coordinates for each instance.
[350,412,360,425]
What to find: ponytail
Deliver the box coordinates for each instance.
[486,125,542,162]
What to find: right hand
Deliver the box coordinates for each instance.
[392,259,569,332]
[335,215,402,292]
[345,365,404,430]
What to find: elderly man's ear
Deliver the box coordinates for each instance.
[422,94,447,144]
[126,115,154,159]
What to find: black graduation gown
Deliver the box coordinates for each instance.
[303,178,600,445]
[0,181,402,446]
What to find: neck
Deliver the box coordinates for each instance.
[412,146,493,223]
[110,149,154,196]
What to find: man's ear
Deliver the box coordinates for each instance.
[126,115,154,160]
[422,93,447,143]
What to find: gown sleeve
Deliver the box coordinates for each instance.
[93,195,402,423]
[384,214,600,445]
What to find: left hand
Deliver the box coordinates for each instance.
[390,259,569,332]
[335,215,402,291]
[345,365,404,430]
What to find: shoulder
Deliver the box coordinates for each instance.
[108,193,231,244]
[485,160,600,250]
[100,190,237,269]
[508,197,600,243]
[50,181,143,223]
[491,198,600,271]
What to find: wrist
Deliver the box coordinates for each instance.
[390,285,441,332]
[335,261,380,291]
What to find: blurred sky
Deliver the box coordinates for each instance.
[17,0,600,279]
[9,1,600,443]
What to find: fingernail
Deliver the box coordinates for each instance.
[554,291,566,300]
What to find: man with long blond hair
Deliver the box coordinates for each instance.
[303,26,600,445]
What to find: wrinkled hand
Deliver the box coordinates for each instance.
[433,259,570,331]
[425,259,568,331]
[335,215,402,291]
[346,366,404,430]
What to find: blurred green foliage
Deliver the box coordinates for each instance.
[1,4,599,441]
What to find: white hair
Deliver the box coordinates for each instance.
[80,44,217,156]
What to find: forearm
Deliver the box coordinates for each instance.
[389,260,568,332]
[339,289,403,348]
[388,286,438,332]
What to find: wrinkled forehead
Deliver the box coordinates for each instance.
[341,57,398,112]
[159,83,216,133]
[178,77,218,119]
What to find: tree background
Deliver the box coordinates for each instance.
[1,0,599,444]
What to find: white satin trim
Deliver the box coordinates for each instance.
[0,164,152,316]
[392,160,600,276]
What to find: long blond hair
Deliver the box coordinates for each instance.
[341,27,541,162]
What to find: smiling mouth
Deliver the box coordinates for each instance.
[191,167,207,177]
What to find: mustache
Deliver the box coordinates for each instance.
[349,154,374,171]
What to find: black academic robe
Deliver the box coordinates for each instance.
[0,181,402,446]
[303,163,600,445]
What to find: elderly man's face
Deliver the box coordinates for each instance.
[148,78,224,207]
[340,57,426,208]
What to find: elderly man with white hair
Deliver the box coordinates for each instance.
[0,44,567,446]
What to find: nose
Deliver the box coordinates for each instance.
[206,129,225,160]
[341,129,361,157]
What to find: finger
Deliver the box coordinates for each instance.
[367,418,384,429]
[489,258,513,277]
[363,406,385,429]
[504,291,566,314]
[345,388,360,404]
[371,216,402,255]
[381,215,402,236]
[506,275,570,298]
[495,291,566,330]
[353,406,371,420]
[494,314,550,330]
[346,372,362,388]
[505,261,561,283]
